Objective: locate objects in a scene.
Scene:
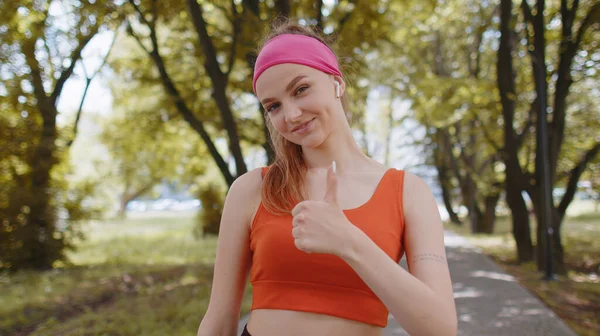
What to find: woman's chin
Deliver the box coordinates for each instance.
[284,130,325,148]
[297,135,325,148]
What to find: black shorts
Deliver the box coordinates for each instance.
[241,324,251,336]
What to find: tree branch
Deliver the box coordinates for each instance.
[129,0,152,28]
[520,0,537,63]
[550,2,598,179]
[573,2,600,53]
[67,30,118,148]
[186,0,247,177]
[225,0,240,78]
[22,39,50,110]
[127,182,156,203]
[186,0,224,78]
[126,19,151,55]
[440,128,465,188]
[558,142,600,217]
[498,0,529,188]
[474,115,502,152]
[275,0,291,18]
[127,1,235,185]
[561,0,580,40]
[516,97,538,149]
[335,0,357,38]
[43,39,56,89]
[50,25,100,107]
[521,0,535,25]
[242,0,259,16]
[316,0,324,31]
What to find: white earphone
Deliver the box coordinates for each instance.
[334,81,341,98]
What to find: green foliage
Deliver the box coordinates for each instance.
[0,0,121,270]
[195,184,226,237]
[97,89,209,215]
[0,151,108,270]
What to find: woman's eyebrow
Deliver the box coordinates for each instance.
[260,75,308,105]
[285,75,308,92]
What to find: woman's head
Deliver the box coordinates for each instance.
[254,24,350,149]
[254,19,351,214]
[256,63,345,149]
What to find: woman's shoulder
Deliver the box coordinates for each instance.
[229,166,265,199]
[402,171,431,191]
[225,167,266,227]
[400,171,436,209]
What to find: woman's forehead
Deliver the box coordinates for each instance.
[255,64,324,98]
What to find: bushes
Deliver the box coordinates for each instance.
[1,164,105,271]
[194,184,225,237]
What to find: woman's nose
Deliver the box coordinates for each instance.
[284,104,303,124]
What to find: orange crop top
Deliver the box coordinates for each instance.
[249,166,406,327]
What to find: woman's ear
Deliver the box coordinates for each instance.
[333,76,345,97]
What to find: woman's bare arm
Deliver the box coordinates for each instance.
[341,172,457,336]
[197,168,262,336]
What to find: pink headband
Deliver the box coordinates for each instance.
[252,34,342,94]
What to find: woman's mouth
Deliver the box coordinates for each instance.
[292,118,315,134]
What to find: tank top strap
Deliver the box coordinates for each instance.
[393,169,406,248]
[261,166,271,179]
[394,169,406,213]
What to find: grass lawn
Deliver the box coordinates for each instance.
[1,212,253,336]
[445,207,600,336]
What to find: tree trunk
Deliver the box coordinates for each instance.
[535,207,566,274]
[25,105,60,269]
[186,0,247,177]
[433,129,461,225]
[466,175,479,233]
[440,174,461,224]
[259,106,276,165]
[118,198,128,219]
[117,183,154,218]
[276,0,291,18]
[531,188,567,273]
[507,184,534,262]
[483,193,500,233]
[498,0,534,263]
[127,1,235,186]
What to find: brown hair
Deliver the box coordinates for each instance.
[257,18,350,215]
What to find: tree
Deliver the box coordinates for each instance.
[497,0,600,272]
[378,0,505,233]
[98,98,210,217]
[0,1,119,270]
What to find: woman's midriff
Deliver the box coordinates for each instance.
[247,309,383,336]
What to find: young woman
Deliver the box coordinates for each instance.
[197,20,457,336]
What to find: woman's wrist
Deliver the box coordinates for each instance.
[339,223,367,263]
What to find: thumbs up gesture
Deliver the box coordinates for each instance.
[291,161,357,257]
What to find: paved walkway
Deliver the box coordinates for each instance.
[239,231,577,336]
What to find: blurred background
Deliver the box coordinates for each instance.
[1,0,598,335]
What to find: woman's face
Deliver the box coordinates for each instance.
[255,63,344,148]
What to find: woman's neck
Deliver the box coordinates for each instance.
[301,128,372,174]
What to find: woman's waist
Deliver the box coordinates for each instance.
[247,309,383,336]
[250,280,389,326]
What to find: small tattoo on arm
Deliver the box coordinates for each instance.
[411,253,447,265]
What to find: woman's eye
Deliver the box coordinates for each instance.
[295,86,308,95]
[267,103,280,112]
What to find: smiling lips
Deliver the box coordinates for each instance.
[292,118,316,134]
